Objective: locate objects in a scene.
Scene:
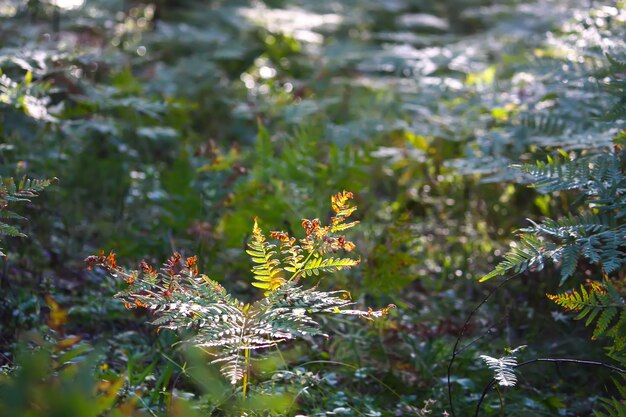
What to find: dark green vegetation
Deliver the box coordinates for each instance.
[0,0,624,416]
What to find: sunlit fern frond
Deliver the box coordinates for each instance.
[547,280,626,352]
[247,218,285,292]
[282,244,304,274]
[522,213,616,240]
[301,256,361,277]
[517,153,624,206]
[519,213,625,281]
[480,234,554,281]
[110,260,240,331]
[192,305,280,384]
[480,354,518,387]
[484,149,625,283]
[482,221,625,284]
[330,190,359,232]
[211,353,246,385]
[260,283,393,336]
[516,155,597,193]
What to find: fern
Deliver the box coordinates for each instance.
[482,150,626,283]
[0,176,54,256]
[88,191,393,387]
[547,280,626,353]
[521,113,570,136]
[480,234,553,282]
[300,256,360,277]
[247,219,284,292]
[479,354,518,387]
[517,153,624,201]
[251,190,361,284]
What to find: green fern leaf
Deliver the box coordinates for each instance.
[606,53,626,72]
[0,209,26,220]
[247,219,285,292]
[0,223,26,238]
[480,235,550,281]
[302,256,360,277]
[0,175,53,255]
[594,307,618,339]
[559,243,580,284]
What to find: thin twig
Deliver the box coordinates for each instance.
[447,275,516,417]
[457,315,509,355]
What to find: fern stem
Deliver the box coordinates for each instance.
[242,347,250,400]
[495,386,505,417]
[288,243,319,282]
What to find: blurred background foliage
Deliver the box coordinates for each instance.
[0,0,624,415]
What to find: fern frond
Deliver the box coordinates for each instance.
[259,284,351,338]
[0,176,55,200]
[301,256,360,277]
[0,175,54,255]
[331,190,356,217]
[593,375,626,417]
[485,203,625,283]
[518,153,624,209]
[266,191,361,283]
[517,156,594,193]
[606,53,626,72]
[480,354,518,387]
[594,397,626,417]
[247,219,285,292]
[282,244,304,273]
[212,353,246,385]
[559,243,580,282]
[330,221,360,233]
[596,232,624,275]
[330,190,359,232]
[547,280,626,351]
[523,213,616,239]
[595,307,618,340]
[480,234,552,281]
[521,113,569,136]
[0,222,27,238]
[0,209,26,221]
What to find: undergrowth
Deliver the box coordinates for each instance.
[0,0,625,416]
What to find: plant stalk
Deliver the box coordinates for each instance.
[242,348,250,400]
